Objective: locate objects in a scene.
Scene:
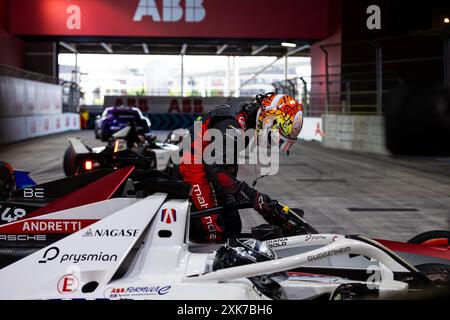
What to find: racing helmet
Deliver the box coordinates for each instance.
[255,92,303,155]
[212,238,287,299]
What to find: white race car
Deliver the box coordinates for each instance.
[0,171,447,300]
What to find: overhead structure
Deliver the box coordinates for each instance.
[58,40,310,57]
[180,44,188,55]
[9,0,321,58]
[216,44,228,55]
[142,43,149,54]
[286,45,311,56]
[100,43,113,54]
[251,45,269,55]
[59,42,77,54]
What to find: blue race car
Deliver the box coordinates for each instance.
[94,106,151,141]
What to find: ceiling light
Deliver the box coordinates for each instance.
[281,42,297,48]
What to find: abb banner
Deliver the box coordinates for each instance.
[0,113,80,145]
[9,0,328,40]
[299,117,324,142]
[0,76,62,117]
[104,95,248,114]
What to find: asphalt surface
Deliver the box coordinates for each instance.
[0,130,449,241]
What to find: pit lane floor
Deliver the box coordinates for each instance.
[0,130,449,241]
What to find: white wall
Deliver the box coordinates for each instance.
[322,114,387,154]
[0,75,79,145]
[0,113,80,145]
[0,76,62,117]
[299,117,324,142]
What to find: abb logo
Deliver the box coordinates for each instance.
[65,0,205,31]
[111,288,125,294]
[133,0,206,22]
[169,98,204,113]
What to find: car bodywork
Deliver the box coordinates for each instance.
[0,168,448,299]
[63,126,179,176]
[95,106,151,141]
[0,192,426,300]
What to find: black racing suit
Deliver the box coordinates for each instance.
[176,98,285,242]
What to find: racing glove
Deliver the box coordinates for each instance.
[253,193,299,236]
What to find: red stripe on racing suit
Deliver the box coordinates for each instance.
[178,100,261,242]
[178,118,224,242]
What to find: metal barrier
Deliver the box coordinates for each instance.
[297,72,402,116]
[0,64,81,113]
[0,64,61,85]
[273,31,449,117]
[62,81,81,113]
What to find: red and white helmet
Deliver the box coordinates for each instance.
[255,93,303,154]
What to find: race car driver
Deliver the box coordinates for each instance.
[177,92,304,243]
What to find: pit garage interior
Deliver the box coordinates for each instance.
[0,0,449,242]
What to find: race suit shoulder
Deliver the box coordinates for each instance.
[204,117,261,208]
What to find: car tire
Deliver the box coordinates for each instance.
[415,263,450,286]
[408,230,450,245]
[0,161,15,201]
[63,145,78,176]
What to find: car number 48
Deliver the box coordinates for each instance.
[1,207,26,223]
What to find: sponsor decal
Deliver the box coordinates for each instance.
[23,188,44,199]
[82,228,139,237]
[201,215,217,241]
[161,209,177,224]
[307,247,351,262]
[265,238,288,248]
[0,219,97,234]
[39,247,60,263]
[23,220,82,233]
[133,0,206,23]
[0,234,46,242]
[111,96,204,114]
[104,285,171,299]
[1,207,26,223]
[60,252,118,264]
[305,234,329,242]
[315,122,325,137]
[57,274,79,294]
[288,272,341,282]
[192,184,209,209]
[39,246,118,264]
